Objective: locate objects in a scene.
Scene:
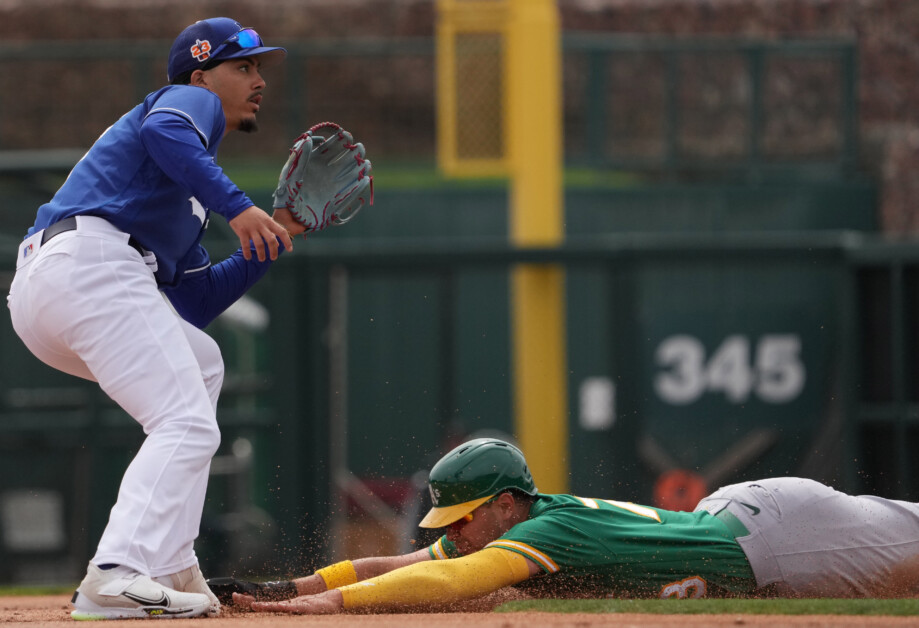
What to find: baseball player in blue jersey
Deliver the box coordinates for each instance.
[6,18,303,620]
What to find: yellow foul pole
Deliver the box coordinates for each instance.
[506,0,567,493]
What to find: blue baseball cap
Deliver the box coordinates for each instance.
[167,18,286,83]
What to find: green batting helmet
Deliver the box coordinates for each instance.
[419,438,538,528]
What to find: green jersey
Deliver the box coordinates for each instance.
[428,493,755,598]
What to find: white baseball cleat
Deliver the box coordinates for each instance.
[153,563,220,617]
[70,563,212,620]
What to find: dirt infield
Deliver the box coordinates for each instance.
[5,594,919,627]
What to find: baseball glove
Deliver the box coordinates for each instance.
[271,121,373,233]
[206,576,298,604]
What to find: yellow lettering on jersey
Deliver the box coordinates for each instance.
[603,500,662,522]
[574,496,662,521]
[660,576,707,599]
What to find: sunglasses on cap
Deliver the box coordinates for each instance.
[219,28,263,50]
[203,27,264,66]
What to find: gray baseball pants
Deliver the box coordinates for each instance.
[696,477,919,597]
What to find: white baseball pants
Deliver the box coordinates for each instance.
[7,216,223,577]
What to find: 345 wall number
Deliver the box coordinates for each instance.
[654,334,805,405]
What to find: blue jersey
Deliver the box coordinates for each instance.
[29,85,278,328]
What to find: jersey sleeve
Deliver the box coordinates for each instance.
[140,87,253,222]
[163,242,283,329]
[427,536,462,560]
[485,513,591,575]
[146,85,224,140]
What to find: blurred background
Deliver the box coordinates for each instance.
[2,0,919,586]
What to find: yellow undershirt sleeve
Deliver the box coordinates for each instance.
[338,547,530,610]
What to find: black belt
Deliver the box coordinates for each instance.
[714,508,750,539]
[41,216,144,255]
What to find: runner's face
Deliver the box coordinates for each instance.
[445,500,505,554]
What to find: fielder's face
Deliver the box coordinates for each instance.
[445,499,508,555]
[194,56,265,134]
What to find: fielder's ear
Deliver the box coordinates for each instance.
[190,69,208,87]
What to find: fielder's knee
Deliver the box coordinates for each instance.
[193,417,221,460]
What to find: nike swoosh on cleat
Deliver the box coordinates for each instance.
[123,591,169,606]
[739,502,760,515]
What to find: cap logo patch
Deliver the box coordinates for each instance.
[429,486,441,506]
[190,39,212,62]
